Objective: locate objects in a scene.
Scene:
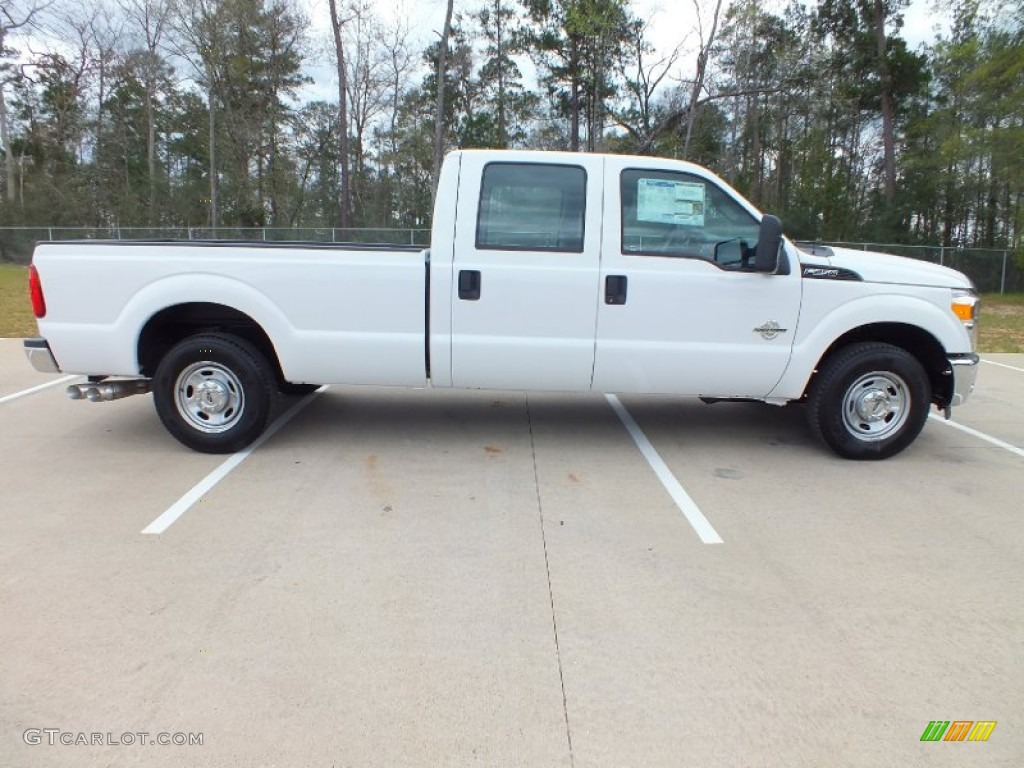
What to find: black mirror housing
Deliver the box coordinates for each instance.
[755,214,783,272]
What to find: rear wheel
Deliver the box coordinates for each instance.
[807,342,931,460]
[153,333,275,453]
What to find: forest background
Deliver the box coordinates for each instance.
[0,0,1021,261]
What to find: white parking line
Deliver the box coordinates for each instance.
[0,375,79,405]
[928,414,1024,459]
[142,386,328,534]
[981,358,1024,374]
[605,394,723,544]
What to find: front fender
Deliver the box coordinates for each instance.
[770,290,969,400]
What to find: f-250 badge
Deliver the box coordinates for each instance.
[753,321,788,340]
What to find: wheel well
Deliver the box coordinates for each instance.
[137,303,285,382]
[810,323,953,406]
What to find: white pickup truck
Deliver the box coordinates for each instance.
[24,149,979,459]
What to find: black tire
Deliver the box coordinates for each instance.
[278,382,319,396]
[152,333,275,453]
[807,342,931,460]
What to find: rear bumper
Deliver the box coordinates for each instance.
[24,337,61,373]
[948,353,979,406]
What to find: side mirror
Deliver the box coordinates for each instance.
[755,214,783,273]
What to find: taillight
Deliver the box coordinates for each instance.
[29,265,46,318]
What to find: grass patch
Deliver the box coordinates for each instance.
[979,293,1024,353]
[1,262,1021,353]
[0,265,36,339]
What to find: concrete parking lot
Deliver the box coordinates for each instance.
[1,337,1021,767]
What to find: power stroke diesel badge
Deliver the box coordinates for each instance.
[753,321,788,340]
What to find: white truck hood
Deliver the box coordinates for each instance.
[800,245,973,290]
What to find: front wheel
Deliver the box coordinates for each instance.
[807,342,931,460]
[153,333,275,453]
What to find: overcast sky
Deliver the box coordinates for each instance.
[303,0,948,53]
[10,0,949,105]
[299,0,949,104]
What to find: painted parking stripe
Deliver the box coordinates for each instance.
[142,386,328,534]
[928,414,1024,460]
[0,375,79,405]
[981,358,1024,374]
[605,394,723,544]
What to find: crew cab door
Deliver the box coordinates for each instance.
[450,153,603,390]
[592,158,801,397]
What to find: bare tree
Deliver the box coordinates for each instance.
[170,0,225,228]
[379,13,414,167]
[376,11,414,224]
[682,0,724,157]
[328,0,352,229]
[612,16,683,152]
[57,6,124,217]
[431,0,454,195]
[120,0,172,216]
[872,0,902,204]
[32,9,100,170]
[342,1,389,219]
[1,0,54,203]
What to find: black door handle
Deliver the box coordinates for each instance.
[605,274,628,305]
[458,270,481,301]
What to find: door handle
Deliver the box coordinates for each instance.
[605,274,627,305]
[458,270,481,301]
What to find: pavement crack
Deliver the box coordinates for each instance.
[526,395,575,768]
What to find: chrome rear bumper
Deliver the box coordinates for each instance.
[24,337,61,373]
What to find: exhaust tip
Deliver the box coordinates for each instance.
[66,379,151,402]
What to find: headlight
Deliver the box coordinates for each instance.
[951,288,979,349]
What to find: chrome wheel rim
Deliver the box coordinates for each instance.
[841,371,910,442]
[174,361,245,433]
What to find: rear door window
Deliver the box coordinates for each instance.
[476,163,586,253]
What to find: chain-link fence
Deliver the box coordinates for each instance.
[0,226,432,265]
[1,227,1020,294]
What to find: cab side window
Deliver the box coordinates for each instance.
[476,163,586,253]
[620,169,760,265]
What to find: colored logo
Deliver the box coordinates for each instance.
[920,721,997,742]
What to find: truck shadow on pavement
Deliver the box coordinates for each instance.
[270,390,820,459]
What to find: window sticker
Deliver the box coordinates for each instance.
[636,179,706,227]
